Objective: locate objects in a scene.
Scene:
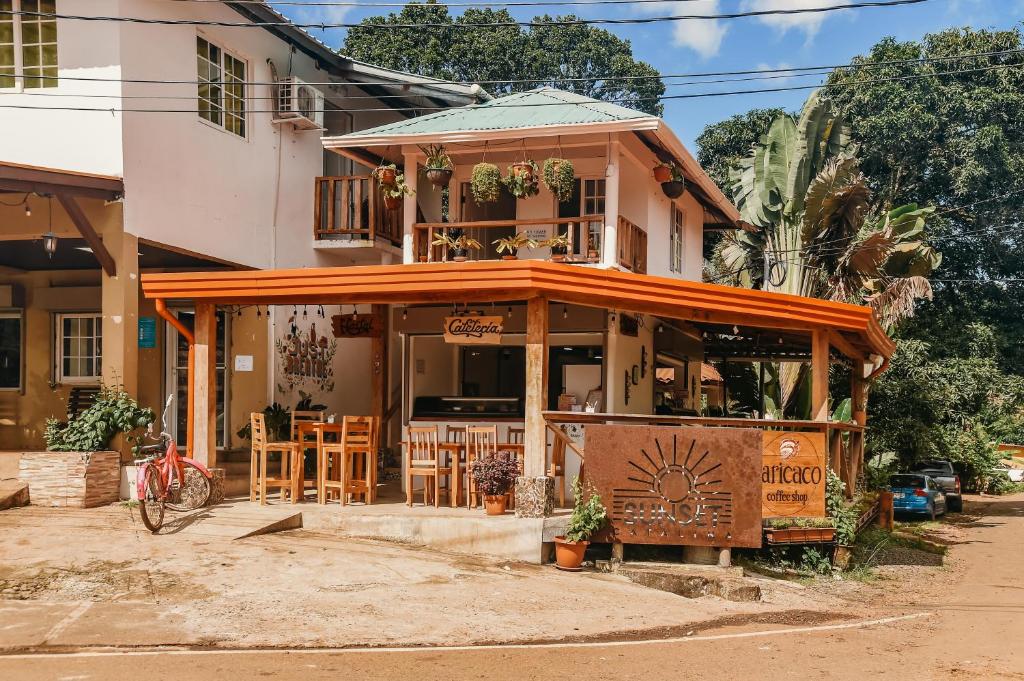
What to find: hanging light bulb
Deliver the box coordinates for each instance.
[302,306,308,318]
[402,307,408,321]
[507,305,512,319]
[732,325,740,335]
[256,306,262,319]
[24,202,31,217]
[318,305,325,318]
[610,310,617,323]
[562,305,568,319]
[351,305,358,320]
[42,232,58,258]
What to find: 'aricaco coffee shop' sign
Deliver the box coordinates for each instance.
[584,425,763,548]
[762,431,826,518]
[331,313,382,338]
[443,315,504,345]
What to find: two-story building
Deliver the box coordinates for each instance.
[0,0,485,458]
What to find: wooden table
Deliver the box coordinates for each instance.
[297,421,343,502]
[400,441,524,508]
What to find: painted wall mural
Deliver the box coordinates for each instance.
[276,314,337,393]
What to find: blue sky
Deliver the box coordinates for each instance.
[274,0,1024,148]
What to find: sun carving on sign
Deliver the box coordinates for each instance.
[615,433,733,537]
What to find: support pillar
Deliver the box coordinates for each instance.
[100,230,138,397]
[810,330,830,423]
[848,361,868,498]
[402,151,418,264]
[518,297,553,518]
[192,303,218,467]
[371,304,388,450]
[601,137,620,268]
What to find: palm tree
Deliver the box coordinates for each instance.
[714,91,941,413]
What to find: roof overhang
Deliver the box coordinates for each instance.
[141,261,894,359]
[0,161,123,201]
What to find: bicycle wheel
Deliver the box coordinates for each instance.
[166,461,212,512]
[138,464,165,533]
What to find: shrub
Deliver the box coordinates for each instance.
[565,476,607,543]
[471,455,520,496]
[45,386,154,453]
[826,470,858,546]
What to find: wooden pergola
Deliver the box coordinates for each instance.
[141,260,893,492]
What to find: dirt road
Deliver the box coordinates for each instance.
[2,494,1022,680]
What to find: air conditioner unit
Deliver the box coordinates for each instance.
[274,77,324,130]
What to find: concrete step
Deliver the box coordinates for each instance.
[166,498,302,540]
[596,560,761,602]
[0,481,30,511]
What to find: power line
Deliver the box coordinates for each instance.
[4,59,1021,113]
[169,0,775,6]
[3,0,933,29]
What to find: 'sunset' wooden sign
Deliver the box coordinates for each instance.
[443,315,504,344]
[762,431,827,518]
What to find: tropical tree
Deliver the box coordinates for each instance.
[714,91,941,412]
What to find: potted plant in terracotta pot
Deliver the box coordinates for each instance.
[539,232,571,262]
[471,455,520,515]
[380,172,413,210]
[431,232,482,262]
[471,162,502,204]
[653,161,674,183]
[420,144,454,188]
[373,162,398,187]
[503,160,540,199]
[542,157,575,202]
[661,164,686,199]
[492,232,535,260]
[554,476,607,570]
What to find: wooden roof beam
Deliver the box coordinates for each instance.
[56,193,116,277]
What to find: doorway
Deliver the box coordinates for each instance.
[165,310,228,449]
[458,181,516,260]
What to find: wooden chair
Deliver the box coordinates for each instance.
[466,425,498,508]
[549,434,567,508]
[405,425,451,507]
[249,412,300,505]
[320,416,379,505]
[292,410,325,499]
[291,410,325,442]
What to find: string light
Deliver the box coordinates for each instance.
[562,305,568,319]
[402,307,408,320]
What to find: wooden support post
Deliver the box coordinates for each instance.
[192,303,218,468]
[524,297,549,478]
[848,360,868,498]
[829,429,843,474]
[370,304,387,440]
[401,151,418,264]
[811,330,830,423]
[602,136,620,268]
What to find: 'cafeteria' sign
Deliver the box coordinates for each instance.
[443,315,503,344]
[762,431,826,518]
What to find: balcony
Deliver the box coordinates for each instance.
[314,176,402,248]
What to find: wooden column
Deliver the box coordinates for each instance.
[192,303,218,468]
[401,151,418,264]
[602,136,620,268]
[370,304,388,441]
[848,360,868,498]
[810,330,830,422]
[523,297,549,478]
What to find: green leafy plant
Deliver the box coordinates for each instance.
[380,172,414,200]
[372,162,398,184]
[539,232,571,255]
[295,391,328,412]
[826,470,858,545]
[800,547,833,575]
[419,144,453,170]
[236,402,291,442]
[766,517,835,529]
[470,455,520,496]
[542,158,575,202]
[471,162,501,204]
[45,386,155,454]
[503,160,540,199]
[565,476,607,543]
[431,233,483,254]
[492,232,535,256]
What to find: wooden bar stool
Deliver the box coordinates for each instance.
[405,425,451,507]
[466,425,497,508]
[320,416,379,505]
[249,412,300,505]
[292,410,324,500]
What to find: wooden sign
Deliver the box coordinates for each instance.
[584,425,763,548]
[331,313,382,338]
[443,315,503,345]
[762,431,827,518]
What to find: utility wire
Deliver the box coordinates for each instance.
[167,0,807,6]
[2,0,933,29]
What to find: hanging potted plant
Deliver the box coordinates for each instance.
[539,232,571,263]
[420,144,454,188]
[554,477,607,570]
[492,233,535,261]
[653,161,674,183]
[471,162,502,204]
[372,162,398,187]
[471,455,520,515]
[542,157,575,203]
[431,232,482,262]
[380,172,413,210]
[661,164,686,199]
[503,160,540,199]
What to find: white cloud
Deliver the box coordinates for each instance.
[639,1,728,59]
[740,0,852,36]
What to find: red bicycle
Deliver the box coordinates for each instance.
[135,395,213,532]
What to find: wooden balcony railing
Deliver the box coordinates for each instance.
[617,216,647,274]
[412,215,605,263]
[314,176,402,247]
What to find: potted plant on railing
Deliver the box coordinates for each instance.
[471,455,520,515]
[661,164,686,199]
[653,161,674,183]
[554,476,607,570]
[431,232,482,262]
[493,232,535,260]
[471,162,501,204]
[539,232,571,263]
[380,172,413,211]
[503,160,540,199]
[373,162,398,187]
[542,157,575,202]
[420,144,454,188]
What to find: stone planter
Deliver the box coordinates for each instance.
[19,451,121,508]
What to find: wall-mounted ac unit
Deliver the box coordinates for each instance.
[273,77,324,130]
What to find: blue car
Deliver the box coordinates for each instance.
[890,474,947,520]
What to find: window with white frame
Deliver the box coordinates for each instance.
[0,0,58,89]
[670,202,685,273]
[197,36,246,137]
[0,312,22,390]
[56,313,102,383]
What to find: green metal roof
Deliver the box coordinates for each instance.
[342,87,655,138]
